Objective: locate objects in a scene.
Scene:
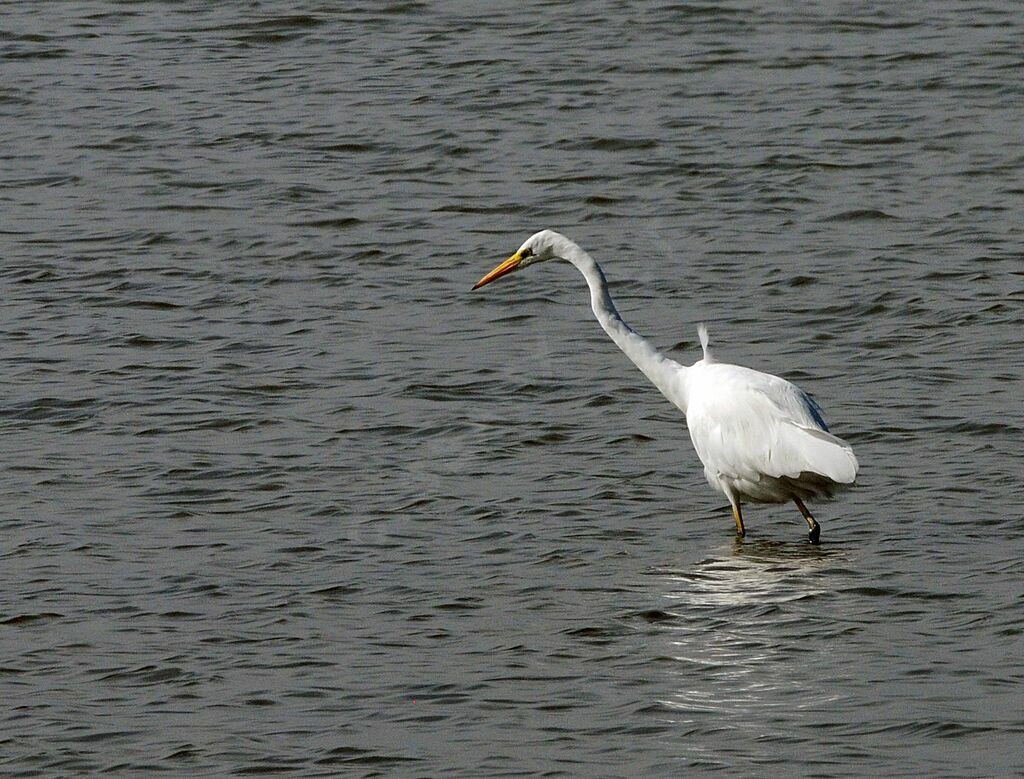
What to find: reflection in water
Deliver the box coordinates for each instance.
[671,539,838,606]
[650,542,852,758]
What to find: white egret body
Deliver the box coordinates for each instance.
[473,230,858,542]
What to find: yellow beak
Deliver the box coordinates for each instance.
[472,250,525,290]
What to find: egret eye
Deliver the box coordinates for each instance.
[520,247,534,258]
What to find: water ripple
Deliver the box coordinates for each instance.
[1,1,1022,776]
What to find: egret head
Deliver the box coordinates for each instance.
[472,230,566,290]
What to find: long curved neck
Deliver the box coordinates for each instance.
[562,243,685,405]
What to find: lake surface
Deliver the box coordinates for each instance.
[2,2,1023,776]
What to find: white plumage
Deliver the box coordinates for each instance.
[473,230,858,542]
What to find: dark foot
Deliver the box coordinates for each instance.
[808,523,820,545]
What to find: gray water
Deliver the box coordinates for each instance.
[3,2,1023,776]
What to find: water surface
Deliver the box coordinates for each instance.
[2,2,1023,776]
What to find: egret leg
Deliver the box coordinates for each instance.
[730,500,745,538]
[793,496,820,544]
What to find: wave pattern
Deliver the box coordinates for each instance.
[2,1,1023,776]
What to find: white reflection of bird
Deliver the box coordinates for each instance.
[472,230,858,543]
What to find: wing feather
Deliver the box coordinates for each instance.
[685,362,858,488]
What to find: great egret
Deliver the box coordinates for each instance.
[472,230,858,543]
